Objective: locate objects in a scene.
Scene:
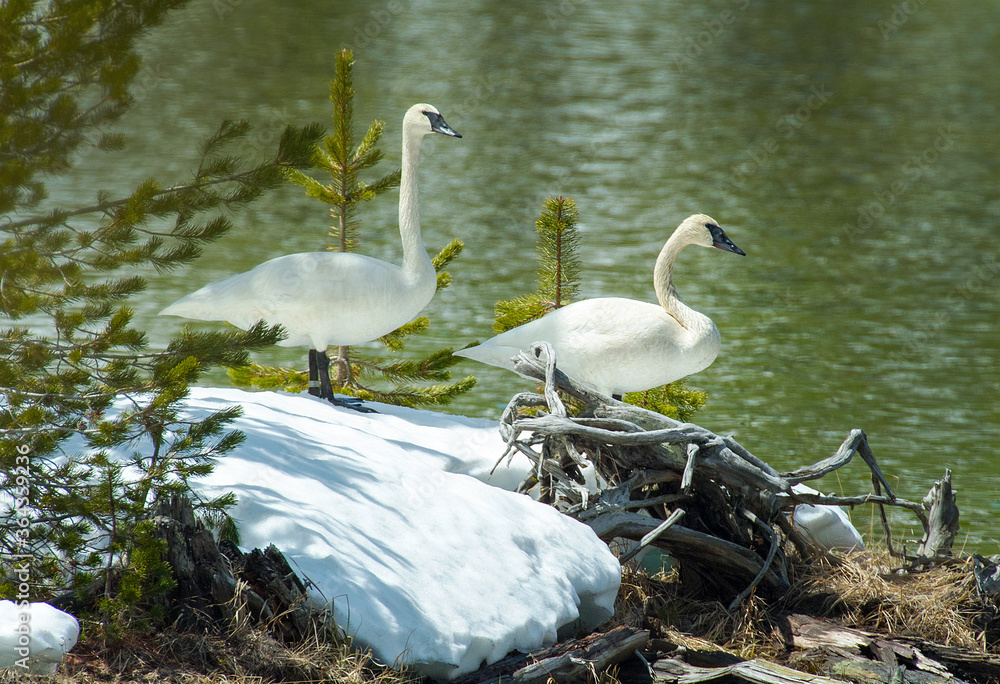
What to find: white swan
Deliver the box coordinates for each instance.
[453,214,745,397]
[161,103,461,405]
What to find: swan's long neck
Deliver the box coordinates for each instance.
[653,233,702,330]
[399,130,433,276]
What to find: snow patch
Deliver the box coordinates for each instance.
[184,388,621,678]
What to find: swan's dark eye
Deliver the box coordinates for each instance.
[705,223,719,230]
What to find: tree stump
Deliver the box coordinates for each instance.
[151,494,326,641]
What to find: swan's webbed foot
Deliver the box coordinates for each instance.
[326,394,378,414]
[310,349,377,413]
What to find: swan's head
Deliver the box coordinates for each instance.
[678,214,746,255]
[404,103,462,138]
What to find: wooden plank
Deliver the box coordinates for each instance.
[654,657,845,684]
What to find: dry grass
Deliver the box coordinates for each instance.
[784,548,990,651]
[6,547,996,683]
[0,614,417,684]
[609,546,998,663]
[613,564,787,660]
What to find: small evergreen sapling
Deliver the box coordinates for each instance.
[230,49,475,408]
[494,196,580,333]
[491,196,707,420]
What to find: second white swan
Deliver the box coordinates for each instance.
[453,214,745,397]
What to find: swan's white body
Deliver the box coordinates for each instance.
[160,104,459,354]
[454,214,745,396]
[161,250,435,350]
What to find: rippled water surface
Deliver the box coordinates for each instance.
[44,1,1000,550]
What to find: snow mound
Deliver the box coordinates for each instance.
[184,388,621,679]
[0,601,79,675]
[790,484,865,553]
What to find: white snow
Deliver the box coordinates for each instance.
[179,388,621,679]
[1,387,624,678]
[0,600,79,675]
[789,484,865,553]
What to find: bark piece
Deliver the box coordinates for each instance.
[453,626,649,684]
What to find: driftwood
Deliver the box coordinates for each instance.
[653,656,846,684]
[151,494,241,626]
[786,614,1000,683]
[496,343,961,604]
[915,470,960,558]
[452,626,650,684]
[974,555,1000,602]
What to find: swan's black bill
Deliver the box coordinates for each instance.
[424,111,462,138]
[707,223,746,256]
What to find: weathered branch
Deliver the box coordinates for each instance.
[586,511,789,597]
[915,469,959,558]
[499,342,961,603]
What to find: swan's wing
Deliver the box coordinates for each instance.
[160,252,432,348]
[454,298,677,368]
[455,298,709,394]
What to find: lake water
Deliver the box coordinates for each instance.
[43,1,999,551]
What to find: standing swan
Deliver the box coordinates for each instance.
[161,104,461,406]
[453,214,745,397]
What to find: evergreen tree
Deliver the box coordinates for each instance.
[494,196,580,333]
[491,196,707,420]
[0,0,322,612]
[231,49,475,408]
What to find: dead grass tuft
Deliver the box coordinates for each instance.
[0,614,417,684]
[611,564,787,660]
[784,548,989,651]
[606,546,998,663]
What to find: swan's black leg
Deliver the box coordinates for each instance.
[308,349,321,397]
[612,393,623,401]
[314,349,377,413]
[314,350,334,399]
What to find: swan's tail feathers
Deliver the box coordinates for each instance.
[452,344,520,372]
[159,290,216,320]
[159,281,237,322]
[159,297,198,319]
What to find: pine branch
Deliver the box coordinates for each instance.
[7,165,280,232]
[341,376,477,409]
[228,363,308,393]
[492,197,580,333]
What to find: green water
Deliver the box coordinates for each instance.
[44,1,1000,551]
